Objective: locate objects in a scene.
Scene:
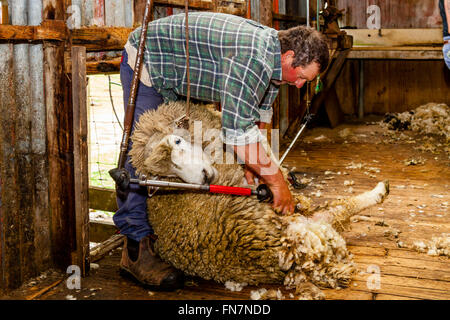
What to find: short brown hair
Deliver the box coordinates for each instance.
[278,26,329,73]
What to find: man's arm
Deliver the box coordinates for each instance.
[233,142,294,215]
[446,0,450,24]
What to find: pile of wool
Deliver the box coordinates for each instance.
[382,102,450,141]
[250,288,285,300]
[279,216,356,290]
[412,235,450,257]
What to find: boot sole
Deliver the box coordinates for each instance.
[119,267,184,292]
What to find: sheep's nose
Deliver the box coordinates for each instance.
[202,168,214,185]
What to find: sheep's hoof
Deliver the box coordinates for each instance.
[379,180,390,203]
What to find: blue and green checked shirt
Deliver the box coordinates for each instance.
[126,12,282,145]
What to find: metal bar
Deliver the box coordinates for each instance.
[131,178,209,191]
[279,121,309,165]
[117,0,153,169]
[306,0,310,27]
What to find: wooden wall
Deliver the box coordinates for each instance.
[335,59,450,116]
[336,0,443,29]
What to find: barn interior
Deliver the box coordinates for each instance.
[0,0,449,301]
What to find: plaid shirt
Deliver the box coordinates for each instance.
[126,12,282,145]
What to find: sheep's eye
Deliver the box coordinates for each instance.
[175,139,181,145]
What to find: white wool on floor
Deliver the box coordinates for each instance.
[224,281,247,292]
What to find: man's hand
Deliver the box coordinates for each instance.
[243,167,257,185]
[263,169,294,215]
[234,142,295,215]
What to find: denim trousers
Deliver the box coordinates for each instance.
[113,49,164,241]
[444,36,450,70]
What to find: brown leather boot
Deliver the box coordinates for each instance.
[119,235,184,291]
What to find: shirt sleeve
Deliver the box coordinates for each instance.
[258,82,279,123]
[219,55,276,145]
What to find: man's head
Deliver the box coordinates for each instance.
[277,26,329,88]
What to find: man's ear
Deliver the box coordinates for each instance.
[281,50,295,65]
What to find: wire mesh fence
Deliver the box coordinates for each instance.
[88,73,124,190]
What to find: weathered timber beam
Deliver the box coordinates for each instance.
[71,27,132,51]
[89,186,118,212]
[72,46,90,277]
[345,28,443,47]
[0,20,66,41]
[65,55,121,74]
[154,0,212,10]
[272,13,306,24]
[87,58,121,74]
[90,234,124,263]
[154,0,246,16]
[348,46,444,60]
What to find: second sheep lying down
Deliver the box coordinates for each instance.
[128,101,390,297]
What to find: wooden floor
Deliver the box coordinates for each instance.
[2,117,449,300]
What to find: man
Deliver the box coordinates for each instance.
[115,12,329,290]
[440,0,450,69]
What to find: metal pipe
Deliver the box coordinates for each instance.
[117,0,154,169]
[131,178,209,191]
[306,0,310,27]
[279,120,309,165]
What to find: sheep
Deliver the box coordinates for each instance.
[128,101,390,298]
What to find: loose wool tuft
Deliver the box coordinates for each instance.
[130,101,390,298]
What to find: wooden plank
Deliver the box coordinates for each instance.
[0,20,66,41]
[43,0,77,272]
[72,46,90,277]
[154,0,212,10]
[89,221,118,243]
[43,0,65,20]
[354,260,450,283]
[0,43,21,291]
[337,1,443,29]
[259,0,272,27]
[311,49,350,118]
[348,47,444,60]
[86,57,121,74]
[272,12,306,24]
[323,87,344,128]
[89,186,118,212]
[349,278,449,300]
[66,57,122,74]
[71,26,132,51]
[90,234,124,263]
[44,43,76,270]
[345,29,443,47]
[362,60,450,114]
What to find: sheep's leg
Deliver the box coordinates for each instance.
[310,181,389,231]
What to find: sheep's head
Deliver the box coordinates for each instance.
[140,134,218,185]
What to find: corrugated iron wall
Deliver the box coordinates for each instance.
[0,0,51,291]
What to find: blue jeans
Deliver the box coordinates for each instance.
[113,50,164,242]
[444,36,450,70]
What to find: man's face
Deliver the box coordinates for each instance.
[278,50,320,88]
